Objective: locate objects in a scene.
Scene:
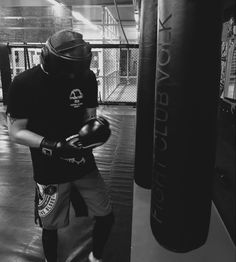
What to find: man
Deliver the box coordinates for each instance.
[6,29,114,262]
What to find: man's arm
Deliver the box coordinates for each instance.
[7,114,43,148]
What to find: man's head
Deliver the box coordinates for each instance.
[40,29,92,79]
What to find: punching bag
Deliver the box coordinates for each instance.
[150,0,222,252]
[134,0,157,189]
[0,45,12,105]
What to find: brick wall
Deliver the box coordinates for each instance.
[0,6,72,43]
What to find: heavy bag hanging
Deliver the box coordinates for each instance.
[134,0,157,189]
[0,45,12,105]
[150,0,222,252]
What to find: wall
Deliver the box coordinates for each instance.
[0,5,72,43]
[0,4,137,44]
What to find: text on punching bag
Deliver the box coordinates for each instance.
[151,13,172,224]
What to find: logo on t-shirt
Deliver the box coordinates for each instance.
[69,89,83,108]
[61,156,86,166]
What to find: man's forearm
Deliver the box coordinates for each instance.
[9,129,44,148]
[7,116,44,148]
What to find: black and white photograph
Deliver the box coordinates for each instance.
[0,0,235,262]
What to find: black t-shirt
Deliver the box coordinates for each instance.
[7,65,98,185]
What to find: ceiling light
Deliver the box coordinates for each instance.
[134,10,139,23]
[46,0,63,7]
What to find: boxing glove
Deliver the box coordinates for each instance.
[65,116,111,150]
[40,137,82,158]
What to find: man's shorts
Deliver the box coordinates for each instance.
[34,169,112,230]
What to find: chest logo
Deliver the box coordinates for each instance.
[69,89,83,108]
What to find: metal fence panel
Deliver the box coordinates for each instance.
[7,44,139,104]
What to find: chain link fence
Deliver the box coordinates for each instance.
[4,44,139,104]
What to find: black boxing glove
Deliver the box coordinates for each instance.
[40,137,82,158]
[65,116,111,150]
[80,116,111,149]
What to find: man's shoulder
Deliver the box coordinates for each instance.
[14,64,42,82]
[87,69,96,79]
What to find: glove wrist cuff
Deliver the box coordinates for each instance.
[40,138,58,156]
